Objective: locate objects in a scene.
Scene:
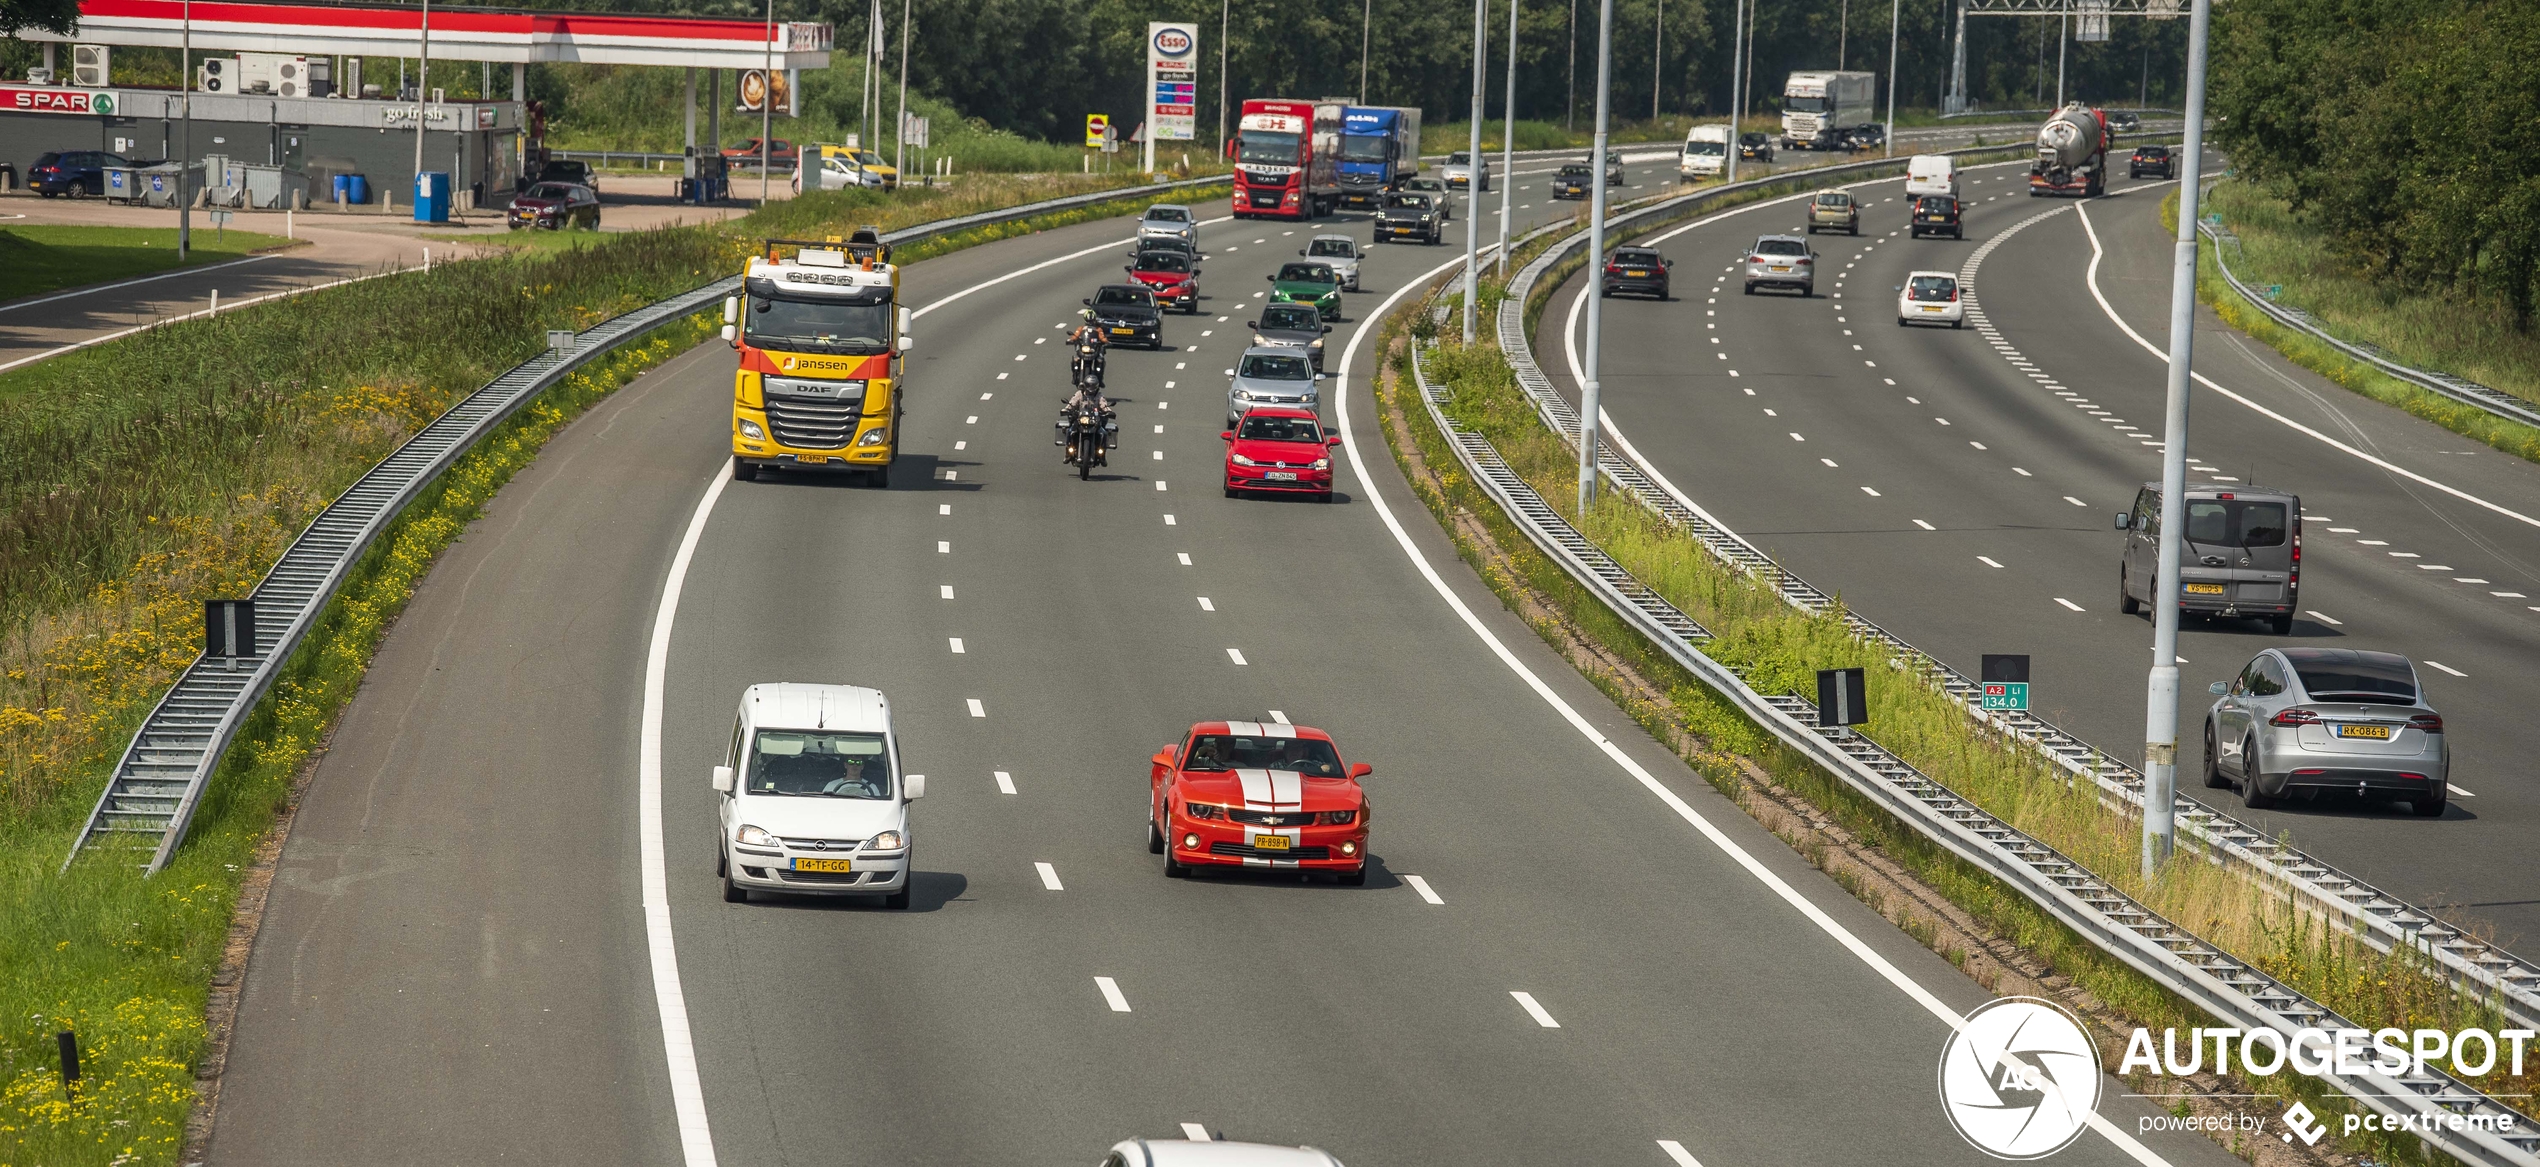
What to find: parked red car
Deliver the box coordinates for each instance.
[1124,250,1201,313]
[1149,719,1370,882]
[721,138,798,165]
[1221,407,1339,501]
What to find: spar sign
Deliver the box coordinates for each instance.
[5,86,114,116]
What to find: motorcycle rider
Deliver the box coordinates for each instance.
[1058,311,1117,455]
[1065,309,1110,387]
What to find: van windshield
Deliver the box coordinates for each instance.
[2184,500,2288,548]
[746,731,892,798]
[1685,140,1725,157]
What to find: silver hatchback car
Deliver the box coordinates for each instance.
[1138,203,1199,249]
[1301,234,1362,291]
[2204,647,2450,816]
[1226,346,1325,427]
[1743,234,1816,295]
[1439,150,1491,191]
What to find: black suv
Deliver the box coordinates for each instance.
[1600,247,1672,299]
[28,150,129,197]
[1909,194,1963,239]
[2129,145,2175,180]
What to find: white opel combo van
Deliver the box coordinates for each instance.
[712,683,924,907]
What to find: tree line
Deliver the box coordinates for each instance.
[2210,0,2540,328]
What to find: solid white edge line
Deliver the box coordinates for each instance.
[0,261,402,375]
[0,250,271,315]
[1431,196,2180,1167]
[1405,874,1445,905]
[638,467,733,1167]
[1096,976,1133,1012]
[2072,205,2540,531]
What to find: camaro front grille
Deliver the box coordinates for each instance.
[1228,807,1316,826]
[1210,841,1333,860]
[763,396,860,449]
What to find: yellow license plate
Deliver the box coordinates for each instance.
[1251,834,1292,851]
[2337,724,2392,740]
[1771,266,1791,273]
[793,857,853,872]
[1111,327,1135,335]
[2184,583,2226,595]
[1625,270,1649,277]
[796,454,828,464]
[1921,306,1942,312]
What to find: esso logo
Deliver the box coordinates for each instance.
[1153,27,1194,57]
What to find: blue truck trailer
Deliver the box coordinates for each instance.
[1337,106,1422,208]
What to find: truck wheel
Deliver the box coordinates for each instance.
[731,456,758,482]
[870,464,890,488]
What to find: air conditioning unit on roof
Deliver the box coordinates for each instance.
[71,45,110,88]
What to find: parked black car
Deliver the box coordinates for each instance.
[2129,145,2175,179]
[1909,194,1963,239]
[27,150,129,197]
[1600,246,1673,299]
[1083,285,1164,349]
[507,182,602,230]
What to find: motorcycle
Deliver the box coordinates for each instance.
[1070,340,1107,391]
[1057,395,1117,480]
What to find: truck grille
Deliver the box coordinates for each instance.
[764,395,860,449]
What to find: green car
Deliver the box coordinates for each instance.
[1267,261,1344,321]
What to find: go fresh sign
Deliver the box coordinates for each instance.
[5,86,114,116]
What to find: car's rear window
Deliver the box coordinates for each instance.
[1756,239,1807,257]
[2184,499,2288,548]
[1184,734,1344,776]
[1615,250,1662,264]
[1908,275,1956,301]
[2284,651,2417,705]
[1815,192,1852,206]
[525,183,579,200]
[1917,196,1954,212]
[2138,146,2169,157]
[1238,414,1323,442]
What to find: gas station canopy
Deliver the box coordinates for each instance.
[22,0,834,69]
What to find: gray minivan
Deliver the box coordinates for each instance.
[2114,483,2301,634]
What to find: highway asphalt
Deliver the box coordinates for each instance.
[1536,157,2540,952]
[204,168,2245,1165]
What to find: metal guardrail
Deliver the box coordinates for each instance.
[66,172,1234,876]
[1493,151,2540,1036]
[2197,204,2540,434]
[1406,342,2540,1167]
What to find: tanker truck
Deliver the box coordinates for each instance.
[2029,102,2110,197]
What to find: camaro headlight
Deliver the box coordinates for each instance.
[1184,802,1225,820]
[735,824,778,847]
[858,426,889,446]
[866,830,904,851]
[1230,453,1259,466]
[738,419,765,440]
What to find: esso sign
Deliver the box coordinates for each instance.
[1153,27,1194,57]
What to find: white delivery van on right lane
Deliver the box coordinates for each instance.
[1905,153,1959,198]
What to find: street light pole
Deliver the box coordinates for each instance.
[1498,0,1518,276]
[1883,0,1899,157]
[893,0,910,178]
[1724,0,1745,186]
[1651,0,1661,121]
[1576,0,1614,514]
[1218,0,1231,157]
[1360,0,1373,101]
[760,0,774,206]
[413,0,430,200]
[1460,0,1485,344]
[2142,0,2214,876]
[2055,9,2067,109]
[179,0,190,261]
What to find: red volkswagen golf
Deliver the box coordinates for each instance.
[1148,720,1371,883]
[1222,408,1339,501]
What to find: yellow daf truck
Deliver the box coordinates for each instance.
[722,231,912,485]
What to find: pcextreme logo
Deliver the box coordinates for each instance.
[1938,997,2103,1160]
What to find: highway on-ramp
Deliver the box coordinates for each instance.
[202,178,2243,1166]
[1538,158,2540,953]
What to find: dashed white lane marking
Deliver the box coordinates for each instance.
[1034,336,1047,345]
[1268,709,1289,723]
[1820,458,1839,467]
[1197,597,1215,611]
[939,504,952,515]
[1861,486,1881,497]
[1159,401,1170,409]
[2449,783,2477,797]
[1406,874,1445,905]
[1096,977,1133,1012]
[965,415,978,424]
[2358,539,2388,546]
[1934,417,1951,426]
[937,541,950,553]
[1153,450,1165,461]
[2426,661,2468,678]
[1181,1123,1213,1141]
[997,372,1009,380]
[1789,432,1805,442]
[1177,552,1193,565]
[2063,496,2088,507]
[1658,1141,1706,1167]
[954,440,967,450]
[994,770,1017,794]
[1014,354,1027,361]
[1155,424,1166,433]
[1978,556,2003,568]
[1511,991,1562,1028]
[1228,648,1249,665]
[1164,514,1177,525]
[940,585,955,599]
[2014,467,2033,477]
[1036,862,1064,890]
[967,698,986,718]
[1157,480,1169,491]
[949,637,966,654]
[1913,519,1935,530]
[2306,610,2342,625]
[2055,597,2086,612]
[1969,441,1985,449]
[2496,591,2529,598]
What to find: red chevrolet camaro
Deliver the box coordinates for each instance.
[1222,408,1340,501]
[1125,251,1202,313]
[1148,720,1370,883]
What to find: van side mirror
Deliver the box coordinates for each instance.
[2114,512,2133,530]
[1265,274,1276,281]
[898,334,914,352]
[710,765,734,793]
[720,324,738,345]
[904,773,926,800]
[2208,681,2230,695]
[1348,763,1372,779]
[722,295,740,325]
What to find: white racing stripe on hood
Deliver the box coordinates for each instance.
[1267,769,1303,806]
[1261,721,1297,739]
[1235,768,1275,807]
[1226,719,1264,737]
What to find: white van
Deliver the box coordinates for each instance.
[1679,123,1732,181]
[710,683,924,907]
[1905,154,1959,198]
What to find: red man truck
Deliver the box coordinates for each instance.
[1232,99,1343,220]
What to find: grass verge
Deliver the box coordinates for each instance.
[0,227,301,302]
[2176,184,2540,468]
[1380,263,2531,1162]
[0,169,1223,1166]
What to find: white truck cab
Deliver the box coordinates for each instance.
[1678,123,1732,180]
[711,683,923,907]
